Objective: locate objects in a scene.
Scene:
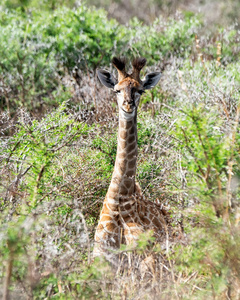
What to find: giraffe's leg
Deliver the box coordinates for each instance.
[93,217,120,258]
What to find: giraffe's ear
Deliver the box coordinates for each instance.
[142,72,161,90]
[97,69,117,89]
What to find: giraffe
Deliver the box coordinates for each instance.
[93,57,170,259]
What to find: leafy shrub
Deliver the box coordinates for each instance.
[166,56,240,298]
[0,4,203,113]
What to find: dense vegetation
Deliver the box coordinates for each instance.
[0,1,240,299]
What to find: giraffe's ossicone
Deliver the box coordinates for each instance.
[93,57,170,259]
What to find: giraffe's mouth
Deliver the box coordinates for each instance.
[122,104,135,114]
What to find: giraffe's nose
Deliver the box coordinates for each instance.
[126,100,134,105]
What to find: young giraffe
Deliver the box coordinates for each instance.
[93,57,169,258]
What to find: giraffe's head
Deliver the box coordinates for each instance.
[97,57,161,119]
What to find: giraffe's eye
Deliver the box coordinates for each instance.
[114,90,121,94]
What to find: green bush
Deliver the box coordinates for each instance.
[0,4,203,113]
[169,58,240,298]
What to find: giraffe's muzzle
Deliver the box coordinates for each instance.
[122,101,135,113]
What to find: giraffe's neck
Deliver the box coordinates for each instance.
[106,112,138,207]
